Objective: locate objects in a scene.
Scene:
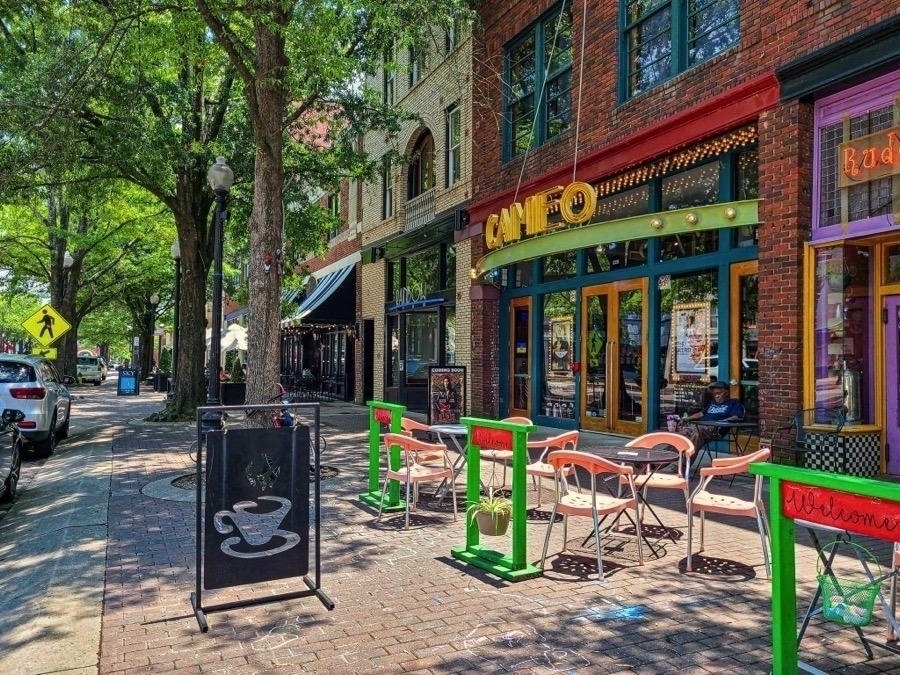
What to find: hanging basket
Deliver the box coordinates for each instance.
[474,510,510,536]
[816,541,882,627]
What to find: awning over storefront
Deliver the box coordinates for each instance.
[281,263,356,328]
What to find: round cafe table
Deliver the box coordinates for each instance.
[578,445,680,558]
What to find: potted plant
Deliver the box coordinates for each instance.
[467,491,512,536]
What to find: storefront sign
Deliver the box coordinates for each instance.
[839,125,900,188]
[386,286,444,312]
[781,480,900,540]
[485,181,597,250]
[471,426,512,451]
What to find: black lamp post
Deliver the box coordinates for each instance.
[169,239,181,397]
[202,157,234,433]
[149,293,159,385]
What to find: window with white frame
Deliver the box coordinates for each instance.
[505,4,572,159]
[446,104,461,187]
[382,161,394,219]
[622,0,739,99]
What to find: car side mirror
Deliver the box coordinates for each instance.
[62,375,76,385]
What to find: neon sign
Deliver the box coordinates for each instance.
[839,125,900,188]
[484,181,597,250]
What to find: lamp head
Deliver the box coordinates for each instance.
[63,251,74,269]
[170,240,181,260]
[207,156,234,193]
[150,293,160,306]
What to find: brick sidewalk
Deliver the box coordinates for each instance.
[97,408,900,674]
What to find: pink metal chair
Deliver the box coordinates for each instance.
[686,447,771,576]
[619,431,695,523]
[377,432,458,529]
[400,416,432,438]
[480,416,532,490]
[525,430,580,507]
[540,449,644,580]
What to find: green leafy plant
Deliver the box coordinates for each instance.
[467,491,512,535]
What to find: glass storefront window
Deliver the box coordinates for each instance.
[513,261,532,287]
[541,291,576,418]
[541,251,577,282]
[445,245,456,292]
[388,315,400,387]
[586,239,648,273]
[404,312,440,384]
[658,230,718,261]
[388,260,401,303]
[657,270,718,417]
[406,248,441,296]
[812,244,872,422]
[662,161,719,210]
[736,269,759,423]
[886,244,900,285]
[736,149,759,247]
[444,307,456,363]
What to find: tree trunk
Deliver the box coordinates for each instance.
[245,20,288,410]
[164,200,214,420]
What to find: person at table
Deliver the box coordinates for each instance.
[680,381,745,450]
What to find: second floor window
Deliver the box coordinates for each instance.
[382,161,394,219]
[505,4,572,159]
[446,105,461,187]
[623,0,739,99]
[409,46,427,88]
[408,132,435,199]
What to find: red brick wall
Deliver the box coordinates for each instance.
[471,1,899,203]
[757,100,814,438]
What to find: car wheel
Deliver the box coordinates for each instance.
[36,414,57,456]
[57,415,70,440]
[94,380,101,386]
[1,442,21,502]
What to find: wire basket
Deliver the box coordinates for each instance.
[816,541,882,627]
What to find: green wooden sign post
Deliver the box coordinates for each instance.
[750,462,900,675]
[359,401,406,512]
[451,416,542,582]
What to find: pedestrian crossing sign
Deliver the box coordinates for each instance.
[31,346,58,359]
[22,304,72,347]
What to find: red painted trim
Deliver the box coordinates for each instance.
[469,73,780,225]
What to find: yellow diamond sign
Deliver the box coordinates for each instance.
[32,346,58,359]
[23,304,72,347]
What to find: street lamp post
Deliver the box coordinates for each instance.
[202,157,234,433]
[149,293,159,388]
[169,240,181,398]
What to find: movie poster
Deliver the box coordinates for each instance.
[428,366,466,424]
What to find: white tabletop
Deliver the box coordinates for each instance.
[429,424,466,435]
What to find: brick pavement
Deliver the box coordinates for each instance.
[94,405,900,674]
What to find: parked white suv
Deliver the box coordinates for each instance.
[0,354,73,455]
[76,355,104,385]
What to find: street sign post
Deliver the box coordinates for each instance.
[22,304,72,347]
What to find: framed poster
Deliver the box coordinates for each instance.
[549,318,573,373]
[671,302,711,381]
[428,366,466,424]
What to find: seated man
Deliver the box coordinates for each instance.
[680,381,745,451]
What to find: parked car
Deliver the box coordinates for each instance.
[76,355,104,385]
[97,357,108,381]
[0,354,73,455]
[0,408,24,502]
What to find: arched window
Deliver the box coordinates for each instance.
[408,132,435,199]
